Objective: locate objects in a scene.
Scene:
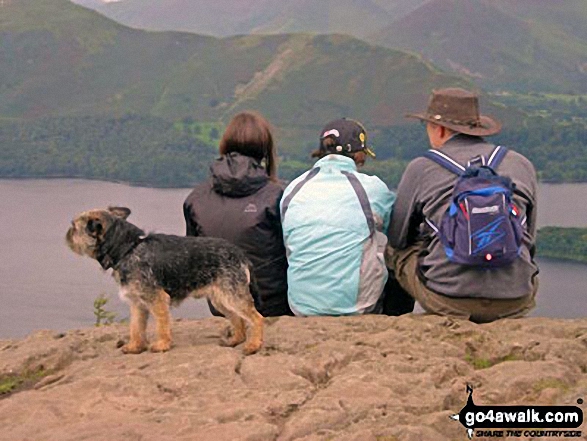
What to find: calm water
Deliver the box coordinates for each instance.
[0,179,585,339]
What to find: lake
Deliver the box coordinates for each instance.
[0,179,585,339]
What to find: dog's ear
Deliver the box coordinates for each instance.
[108,206,131,220]
[86,218,104,238]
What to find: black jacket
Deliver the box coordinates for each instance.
[183,152,291,316]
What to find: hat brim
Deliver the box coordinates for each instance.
[406,113,501,137]
[363,147,376,158]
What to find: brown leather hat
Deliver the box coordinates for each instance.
[406,88,501,136]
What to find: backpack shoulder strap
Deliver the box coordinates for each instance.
[423,149,466,176]
[487,145,508,170]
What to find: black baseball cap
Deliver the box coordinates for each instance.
[319,118,376,157]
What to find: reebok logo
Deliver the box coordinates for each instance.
[471,205,499,214]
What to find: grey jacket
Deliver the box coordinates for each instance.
[388,134,539,299]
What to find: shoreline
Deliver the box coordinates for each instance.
[2,174,587,189]
[0,175,197,190]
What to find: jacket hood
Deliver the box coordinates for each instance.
[211,152,269,197]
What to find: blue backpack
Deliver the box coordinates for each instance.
[424,146,526,267]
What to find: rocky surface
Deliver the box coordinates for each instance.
[0,314,586,441]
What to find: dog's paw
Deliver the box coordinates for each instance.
[242,339,263,356]
[222,334,246,348]
[121,343,148,354]
[149,340,171,353]
[221,325,233,339]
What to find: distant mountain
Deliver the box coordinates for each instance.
[494,0,587,41]
[71,0,587,94]
[1,0,479,138]
[372,0,587,93]
[70,0,429,39]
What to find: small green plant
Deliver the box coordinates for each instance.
[465,351,522,370]
[93,293,117,327]
[465,353,493,370]
[533,379,570,394]
[0,377,20,395]
[0,368,49,396]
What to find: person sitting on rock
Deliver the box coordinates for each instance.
[387,88,539,323]
[184,111,291,317]
[280,118,412,316]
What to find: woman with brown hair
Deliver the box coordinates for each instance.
[183,111,291,316]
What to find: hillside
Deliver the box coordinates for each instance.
[8,0,562,126]
[1,0,471,131]
[0,0,218,119]
[373,0,587,93]
[1,315,586,440]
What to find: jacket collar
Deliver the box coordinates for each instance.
[313,154,357,172]
[441,133,486,149]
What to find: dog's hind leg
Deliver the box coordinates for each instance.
[122,302,149,354]
[209,289,247,348]
[214,282,264,355]
[238,267,264,355]
[148,290,172,353]
[239,299,264,355]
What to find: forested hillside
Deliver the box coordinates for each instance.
[537,227,587,264]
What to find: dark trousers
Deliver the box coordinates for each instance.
[208,299,293,318]
[386,244,537,323]
[209,273,411,318]
[378,269,415,316]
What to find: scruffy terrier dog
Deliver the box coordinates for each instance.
[66,207,264,355]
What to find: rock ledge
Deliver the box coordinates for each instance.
[1,315,586,441]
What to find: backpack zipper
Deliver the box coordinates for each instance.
[466,198,472,256]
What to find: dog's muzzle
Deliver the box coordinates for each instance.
[65,225,80,254]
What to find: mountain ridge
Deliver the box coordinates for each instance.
[373,0,587,93]
[71,0,430,39]
[70,0,587,93]
[1,0,480,135]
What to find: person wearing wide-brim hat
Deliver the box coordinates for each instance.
[386,87,539,323]
[406,87,502,138]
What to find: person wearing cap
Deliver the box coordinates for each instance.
[280,118,397,316]
[387,88,539,322]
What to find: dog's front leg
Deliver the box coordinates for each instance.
[148,290,172,352]
[122,302,149,354]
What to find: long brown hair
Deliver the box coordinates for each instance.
[219,111,277,180]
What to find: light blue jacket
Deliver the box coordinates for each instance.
[280,155,396,316]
